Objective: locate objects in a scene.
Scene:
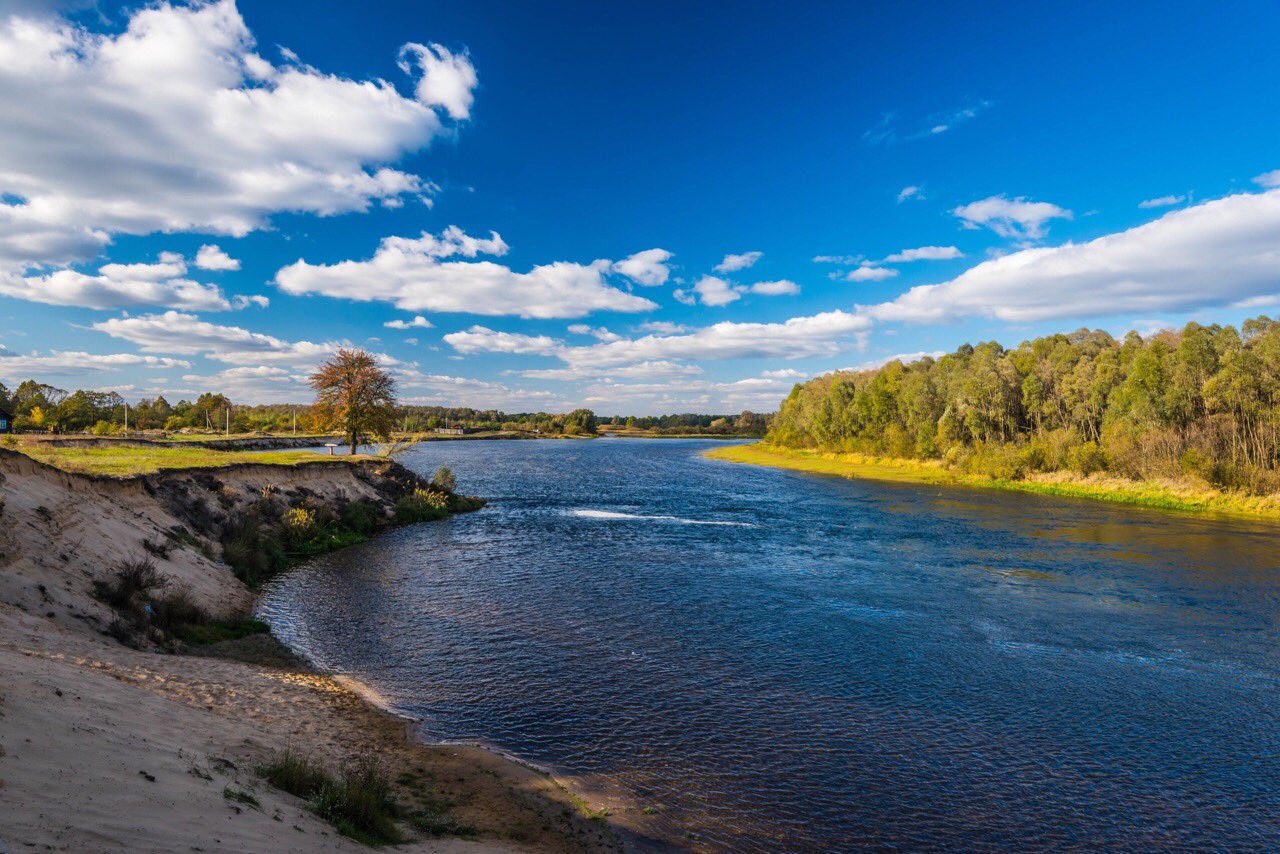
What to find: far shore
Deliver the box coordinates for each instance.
[707,442,1280,521]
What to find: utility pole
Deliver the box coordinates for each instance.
[124,403,129,436]
[292,410,297,434]
[225,406,230,436]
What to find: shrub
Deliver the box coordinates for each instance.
[92,558,166,612]
[431,466,456,492]
[282,506,318,546]
[1068,441,1107,476]
[221,519,288,588]
[260,749,331,800]
[310,758,403,846]
[340,500,383,536]
[148,588,206,632]
[394,488,449,524]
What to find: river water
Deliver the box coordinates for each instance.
[257,438,1280,850]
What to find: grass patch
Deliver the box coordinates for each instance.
[708,443,1280,521]
[259,751,405,846]
[172,618,270,645]
[16,443,341,476]
[223,787,262,809]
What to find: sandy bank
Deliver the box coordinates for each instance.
[0,448,641,852]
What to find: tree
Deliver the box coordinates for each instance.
[310,348,398,454]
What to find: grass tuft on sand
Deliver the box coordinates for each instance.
[14,444,350,476]
[707,442,1280,520]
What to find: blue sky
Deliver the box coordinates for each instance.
[1,0,1279,414]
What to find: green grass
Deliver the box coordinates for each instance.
[707,442,1280,520]
[259,751,406,846]
[172,618,270,645]
[16,443,351,476]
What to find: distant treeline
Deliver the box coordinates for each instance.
[769,317,1280,495]
[0,381,769,438]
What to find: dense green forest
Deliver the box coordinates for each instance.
[768,317,1280,495]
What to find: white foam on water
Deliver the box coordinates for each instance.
[568,509,755,527]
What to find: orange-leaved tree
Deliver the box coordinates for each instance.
[309,348,398,454]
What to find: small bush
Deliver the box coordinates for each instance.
[1068,441,1108,476]
[310,758,403,846]
[260,749,331,800]
[395,488,449,524]
[340,500,383,536]
[431,466,456,492]
[149,588,207,632]
[282,506,318,546]
[92,558,166,611]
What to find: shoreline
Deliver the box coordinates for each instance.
[0,447,654,851]
[706,442,1280,521]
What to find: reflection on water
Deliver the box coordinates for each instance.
[258,439,1280,850]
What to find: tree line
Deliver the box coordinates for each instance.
[768,317,1280,495]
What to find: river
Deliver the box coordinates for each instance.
[257,438,1280,850]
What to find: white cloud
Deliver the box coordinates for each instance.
[692,275,742,306]
[813,254,862,265]
[443,326,563,356]
[880,245,963,263]
[384,315,433,330]
[1138,195,1186,209]
[567,324,622,342]
[761,368,806,378]
[0,252,266,310]
[0,349,190,379]
[845,265,898,282]
[611,248,672,286]
[635,320,688,335]
[92,310,383,366]
[897,186,923,203]
[865,189,1280,323]
[397,42,477,120]
[194,244,240,271]
[0,0,472,271]
[749,279,800,296]
[275,227,658,319]
[845,351,946,371]
[953,195,1072,240]
[714,251,762,273]
[515,360,703,381]
[1254,169,1280,189]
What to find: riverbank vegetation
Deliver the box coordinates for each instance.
[754,318,1280,517]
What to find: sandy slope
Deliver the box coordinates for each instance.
[0,449,632,853]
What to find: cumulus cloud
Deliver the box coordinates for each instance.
[92,310,383,366]
[880,246,963,263]
[397,42,477,120]
[692,276,742,306]
[449,310,870,370]
[761,368,806,378]
[567,324,622,342]
[714,251,762,273]
[813,254,862,265]
[845,351,946,371]
[749,279,799,296]
[194,244,240,271]
[611,248,672,286]
[384,315,433,330]
[0,251,266,310]
[635,320,688,335]
[953,195,1072,240]
[865,189,1280,323]
[1138,195,1186,209]
[845,265,898,282]
[275,227,658,319]
[443,326,563,356]
[515,360,703,381]
[897,186,923,203]
[1254,169,1280,189]
[0,0,474,270]
[0,349,189,378]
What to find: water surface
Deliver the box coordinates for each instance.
[258,439,1280,850]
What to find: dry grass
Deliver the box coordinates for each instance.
[707,442,1280,520]
[14,444,355,476]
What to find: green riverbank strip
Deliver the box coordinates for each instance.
[705,443,1280,521]
[13,443,346,476]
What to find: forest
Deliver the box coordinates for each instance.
[767,317,1280,496]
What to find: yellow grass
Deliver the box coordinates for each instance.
[14,443,350,476]
[706,442,1280,520]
